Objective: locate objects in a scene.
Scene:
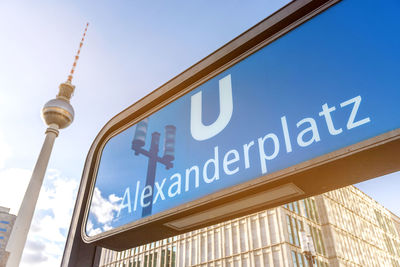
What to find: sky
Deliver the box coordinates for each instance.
[0,0,399,266]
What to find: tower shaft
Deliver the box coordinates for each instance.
[5,22,88,266]
[5,125,59,267]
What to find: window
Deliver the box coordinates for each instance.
[305,199,313,221]
[298,253,304,267]
[160,248,176,267]
[287,215,294,244]
[292,217,300,246]
[289,203,295,212]
[287,215,303,247]
[391,258,400,267]
[294,202,301,215]
[311,199,319,223]
[375,210,386,231]
[132,258,141,267]
[395,240,400,256]
[384,235,394,255]
[292,251,305,267]
[310,226,324,255]
[302,200,310,219]
[291,251,298,267]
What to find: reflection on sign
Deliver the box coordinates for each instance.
[85,0,400,237]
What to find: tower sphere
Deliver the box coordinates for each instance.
[42,98,74,129]
[5,23,88,267]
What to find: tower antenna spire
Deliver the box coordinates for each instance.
[5,23,89,267]
[67,22,89,83]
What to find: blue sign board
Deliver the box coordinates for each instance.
[85,0,400,238]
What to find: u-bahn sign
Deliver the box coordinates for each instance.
[63,0,400,261]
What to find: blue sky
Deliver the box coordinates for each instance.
[0,0,399,265]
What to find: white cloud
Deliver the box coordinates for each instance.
[90,187,120,225]
[0,167,31,214]
[19,169,78,267]
[109,193,122,203]
[35,169,78,231]
[86,219,102,237]
[0,132,12,169]
[85,187,123,236]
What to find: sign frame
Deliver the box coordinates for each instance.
[62,0,400,264]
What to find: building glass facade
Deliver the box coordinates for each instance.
[0,206,16,265]
[99,186,400,267]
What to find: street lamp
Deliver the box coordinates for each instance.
[131,120,176,217]
[299,230,316,267]
[5,23,89,267]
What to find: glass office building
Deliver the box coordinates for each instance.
[0,206,16,266]
[99,186,400,267]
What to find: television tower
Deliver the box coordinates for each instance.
[5,23,89,267]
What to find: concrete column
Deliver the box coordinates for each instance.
[5,124,59,267]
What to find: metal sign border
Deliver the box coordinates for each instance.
[81,0,344,245]
[62,0,400,261]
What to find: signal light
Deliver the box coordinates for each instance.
[132,118,149,153]
[163,125,176,161]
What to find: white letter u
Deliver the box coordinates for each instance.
[190,74,233,141]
